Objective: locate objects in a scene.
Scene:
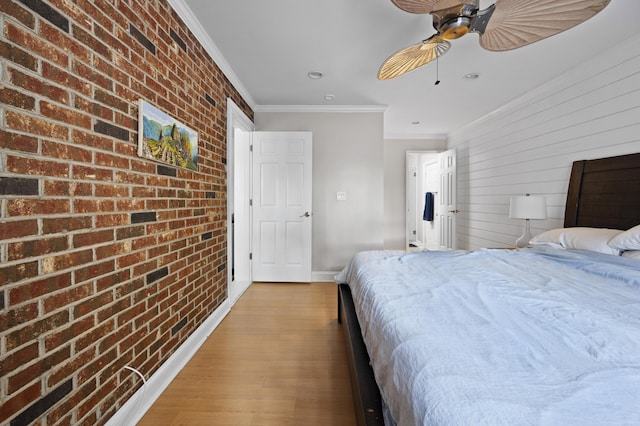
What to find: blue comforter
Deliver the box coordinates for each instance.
[336,247,640,426]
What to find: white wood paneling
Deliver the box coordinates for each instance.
[449,34,640,249]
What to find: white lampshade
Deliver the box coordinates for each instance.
[509,195,547,220]
[509,194,547,248]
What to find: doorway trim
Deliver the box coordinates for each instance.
[227,98,254,305]
[405,150,439,251]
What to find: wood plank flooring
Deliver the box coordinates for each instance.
[138,282,357,426]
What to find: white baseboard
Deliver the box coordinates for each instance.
[106,299,231,426]
[312,270,341,282]
[229,280,252,305]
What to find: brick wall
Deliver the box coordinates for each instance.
[0,0,253,424]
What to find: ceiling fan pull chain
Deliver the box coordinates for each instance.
[435,55,440,85]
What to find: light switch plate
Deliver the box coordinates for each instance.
[337,192,347,201]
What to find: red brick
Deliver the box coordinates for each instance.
[75,0,115,31]
[5,22,69,68]
[6,310,69,351]
[0,302,39,335]
[74,291,114,318]
[9,273,72,305]
[114,139,136,158]
[96,271,131,295]
[74,95,114,121]
[43,180,92,197]
[7,198,71,217]
[75,319,115,352]
[94,184,128,198]
[94,88,129,113]
[115,199,145,211]
[5,111,69,140]
[48,0,93,30]
[129,158,155,174]
[39,20,91,64]
[0,343,39,377]
[9,67,70,105]
[2,1,36,28]
[44,315,94,350]
[95,24,129,58]
[8,345,71,393]
[0,129,38,153]
[114,110,135,130]
[130,185,155,198]
[71,129,113,151]
[77,376,115,420]
[74,259,115,284]
[74,199,115,214]
[47,347,96,389]
[72,59,115,91]
[6,154,70,177]
[94,152,129,169]
[77,347,117,385]
[42,61,92,97]
[95,214,129,229]
[0,261,39,286]
[72,164,113,181]
[8,235,68,261]
[41,249,93,274]
[73,25,111,60]
[73,230,114,248]
[42,216,92,234]
[0,382,41,424]
[0,87,35,110]
[116,251,146,269]
[0,219,38,240]
[43,283,93,315]
[42,139,92,163]
[40,100,92,129]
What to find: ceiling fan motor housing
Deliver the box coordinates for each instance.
[433,2,479,40]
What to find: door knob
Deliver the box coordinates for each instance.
[300,212,311,217]
[448,209,460,213]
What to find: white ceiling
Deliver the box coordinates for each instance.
[176,0,640,138]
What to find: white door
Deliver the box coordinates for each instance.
[252,131,312,282]
[438,149,457,250]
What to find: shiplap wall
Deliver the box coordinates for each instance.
[449,34,640,250]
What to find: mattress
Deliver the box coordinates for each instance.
[336,247,640,426]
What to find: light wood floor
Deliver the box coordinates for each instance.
[138,282,357,426]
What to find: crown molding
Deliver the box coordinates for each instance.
[255,104,388,113]
[384,133,448,141]
[167,0,256,109]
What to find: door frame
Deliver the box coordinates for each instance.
[405,150,439,250]
[226,98,254,305]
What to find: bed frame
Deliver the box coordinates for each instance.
[338,152,640,426]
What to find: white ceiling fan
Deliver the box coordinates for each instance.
[378,0,611,80]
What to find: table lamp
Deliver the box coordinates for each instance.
[509,194,547,248]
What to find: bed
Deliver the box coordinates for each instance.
[336,152,640,426]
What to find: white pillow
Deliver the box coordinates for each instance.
[621,250,640,260]
[530,227,623,255]
[608,224,640,251]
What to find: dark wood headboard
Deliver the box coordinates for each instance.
[564,152,640,230]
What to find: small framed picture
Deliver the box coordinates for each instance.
[137,99,198,170]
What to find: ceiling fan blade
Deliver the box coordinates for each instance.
[391,0,466,14]
[480,0,610,51]
[378,37,450,80]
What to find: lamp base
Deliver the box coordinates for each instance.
[515,219,532,248]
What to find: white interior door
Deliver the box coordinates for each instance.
[252,131,312,282]
[438,149,457,250]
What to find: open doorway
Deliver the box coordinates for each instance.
[226,99,254,305]
[406,151,440,251]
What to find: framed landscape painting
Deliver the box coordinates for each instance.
[137,100,198,170]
